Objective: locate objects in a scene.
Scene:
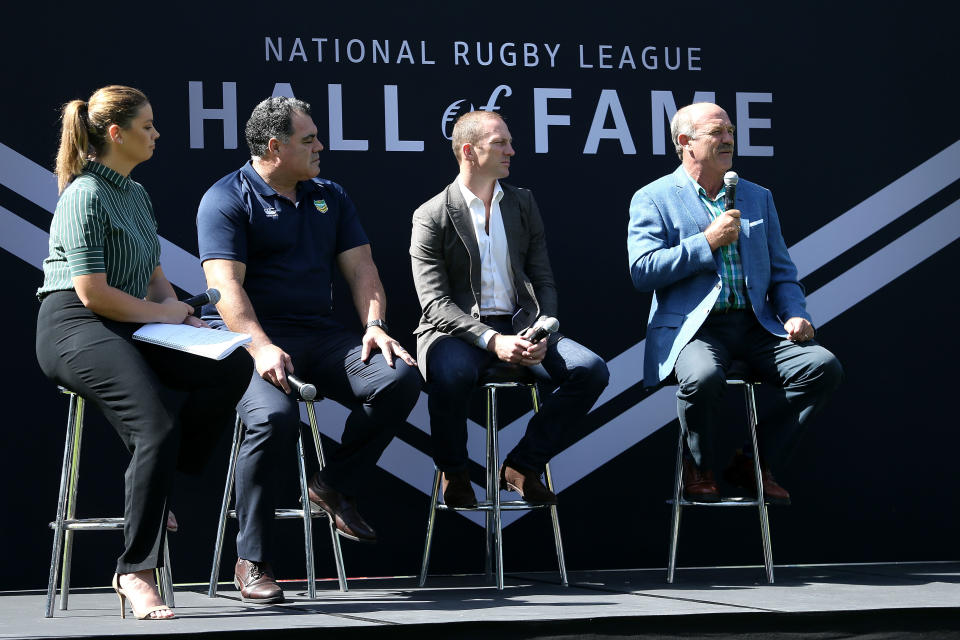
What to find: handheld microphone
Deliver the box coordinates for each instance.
[287,374,317,401]
[182,288,221,309]
[723,171,738,211]
[528,316,559,343]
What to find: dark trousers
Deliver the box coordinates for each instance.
[426,318,609,474]
[36,291,252,573]
[227,323,422,563]
[673,310,843,471]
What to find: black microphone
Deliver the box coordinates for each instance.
[182,288,221,309]
[528,316,559,342]
[723,171,738,211]
[287,374,317,401]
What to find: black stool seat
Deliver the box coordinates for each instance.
[479,362,537,385]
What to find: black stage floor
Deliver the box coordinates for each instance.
[3,562,959,640]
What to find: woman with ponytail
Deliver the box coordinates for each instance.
[36,86,252,620]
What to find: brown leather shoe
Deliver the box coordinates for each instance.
[441,470,478,508]
[682,458,720,503]
[723,451,791,505]
[234,559,284,604]
[307,473,377,542]
[499,463,557,505]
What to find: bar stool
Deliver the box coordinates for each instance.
[667,362,776,584]
[46,388,174,618]
[208,380,348,599]
[419,363,568,590]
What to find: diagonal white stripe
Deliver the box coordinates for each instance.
[791,140,960,279]
[0,205,49,267]
[0,142,205,292]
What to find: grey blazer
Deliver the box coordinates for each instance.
[410,180,558,381]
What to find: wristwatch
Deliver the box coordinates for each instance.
[365,319,389,333]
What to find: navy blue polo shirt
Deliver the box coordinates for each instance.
[197,161,369,334]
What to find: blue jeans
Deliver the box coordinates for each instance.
[674,311,843,470]
[426,319,609,473]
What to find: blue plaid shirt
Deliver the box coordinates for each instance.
[688,173,747,312]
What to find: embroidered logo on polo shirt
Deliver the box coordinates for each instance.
[263,207,278,219]
[314,199,328,213]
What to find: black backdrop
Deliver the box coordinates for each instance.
[1,2,958,591]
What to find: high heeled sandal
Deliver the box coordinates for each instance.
[112,574,175,620]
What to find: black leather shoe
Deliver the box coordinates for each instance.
[234,559,284,604]
[441,470,478,508]
[682,458,720,503]
[499,464,557,505]
[723,451,791,505]
[307,473,377,542]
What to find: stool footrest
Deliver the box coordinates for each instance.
[226,508,330,520]
[49,518,125,530]
[437,501,553,512]
[667,498,765,507]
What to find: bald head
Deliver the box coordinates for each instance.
[671,103,732,160]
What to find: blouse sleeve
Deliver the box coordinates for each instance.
[52,186,109,277]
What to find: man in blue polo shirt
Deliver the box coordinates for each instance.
[197,97,421,604]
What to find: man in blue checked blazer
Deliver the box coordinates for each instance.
[627,102,842,504]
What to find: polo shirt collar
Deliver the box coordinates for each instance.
[241,161,320,198]
[86,160,131,191]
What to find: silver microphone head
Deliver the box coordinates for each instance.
[541,316,560,334]
[299,383,317,402]
[723,171,739,188]
[207,288,221,305]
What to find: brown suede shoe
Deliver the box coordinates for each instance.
[234,559,284,604]
[499,464,557,505]
[307,473,377,542]
[681,458,720,503]
[723,451,791,505]
[441,470,478,508]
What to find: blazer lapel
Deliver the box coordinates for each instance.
[498,186,524,275]
[672,165,713,234]
[444,182,483,298]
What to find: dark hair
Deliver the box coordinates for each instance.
[245,96,312,157]
[55,85,148,193]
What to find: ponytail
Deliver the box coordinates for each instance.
[55,100,90,194]
[53,85,149,194]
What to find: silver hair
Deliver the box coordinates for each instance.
[670,105,698,160]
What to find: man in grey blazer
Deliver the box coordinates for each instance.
[628,102,842,504]
[410,111,609,508]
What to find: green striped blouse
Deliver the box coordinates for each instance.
[37,161,161,301]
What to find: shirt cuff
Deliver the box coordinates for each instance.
[476,329,498,350]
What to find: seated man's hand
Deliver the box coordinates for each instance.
[251,343,294,393]
[361,326,417,368]
[784,317,815,342]
[488,334,546,366]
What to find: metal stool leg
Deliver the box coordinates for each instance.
[744,382,775,583]
[667,422,685,584]
[157,540,175,607]
[305,400,348,592]
[295,429,317,599]
[532,385,568,587]
[208,415,243,597]
[418,467,442,587]
[489,387,505,591]
[46,392,82,617]
[484,391,495,582]
[59,395,85,611]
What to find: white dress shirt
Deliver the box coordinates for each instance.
[457,177,516,347]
